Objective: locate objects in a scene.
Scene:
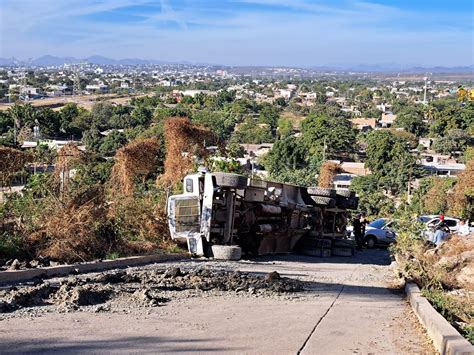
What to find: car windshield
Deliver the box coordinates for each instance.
[368,218,387,229]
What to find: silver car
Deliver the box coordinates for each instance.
[363,218,397,248]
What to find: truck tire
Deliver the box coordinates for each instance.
[336,197,358,209]
[349,196,359,209]
[335,189,351,198]
[311,196,336,207]
[331,246,354,257]
[211,245,242,260]
[335,197,351,208]
[213,173,247,189]
[332,239,356,248]
[307,187,336,197]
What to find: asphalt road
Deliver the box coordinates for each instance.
[0,249,434,354]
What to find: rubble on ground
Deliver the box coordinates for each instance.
[0,266,304,317]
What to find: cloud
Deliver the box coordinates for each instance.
[0,0,471,66]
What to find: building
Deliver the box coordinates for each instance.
[85,84,109,94]
[240,143,274,158]
[418,138,433,150]
[379,112,397,128]
[350,118,377,131]
[420,153,465,176]
[340,162,370,176]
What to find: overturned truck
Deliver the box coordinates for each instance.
[167,171,358,260]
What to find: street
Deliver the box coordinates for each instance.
[0,249,434,354]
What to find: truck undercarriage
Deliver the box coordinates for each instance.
[168,171,358,259]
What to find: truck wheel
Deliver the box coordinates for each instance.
[349,197,359,209]
[311,196,336,207]
[335,189,351,198]
[307,187,336,197]
[335,197,351,208]
[211,245,242,260]
[213,173,247,189]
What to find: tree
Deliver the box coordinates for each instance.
[90,102,115,130]
[191,110,234,142]
[365,130,422,194]
[351,175,395,217]
[82,128,103,153]
[302,114,357,156]
[277,116,293,138]
[59,103,82,138]
[263,136,322,186]
[231,118,274,144]
[131,106,152,127]
[422,177,455,215]
[264,135,306,174]
[394,106,426,136]
[99,131,128,156]
[432,129,473,154]
[258,103,280,129]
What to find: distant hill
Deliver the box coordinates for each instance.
[0,55,169,67]
[1,55,473,73]
[313,63,474,73]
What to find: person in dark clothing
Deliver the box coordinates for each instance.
[353,214,363,249]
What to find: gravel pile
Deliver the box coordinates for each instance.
[0,267,303,316]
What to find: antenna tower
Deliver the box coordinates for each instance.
[72,62,87,96]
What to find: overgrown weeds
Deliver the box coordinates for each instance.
[391,218,473,344]
[0,136,176,264]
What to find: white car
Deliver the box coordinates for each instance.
[424,217,460,233]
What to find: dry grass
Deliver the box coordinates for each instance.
[158,117,215,187]
[318,161,341,188]
[447,160,474,219]
[26,186,109,263]
[0,146,32,186]
[110,138,160,195]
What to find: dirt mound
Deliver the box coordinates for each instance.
[53,282,113,310]
[0,267,303,315]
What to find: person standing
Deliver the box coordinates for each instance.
[353,214,363,250]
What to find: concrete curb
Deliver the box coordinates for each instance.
[405,282,473,355]
[0,253,188,284]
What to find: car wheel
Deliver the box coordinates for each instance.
[365,236,377,249]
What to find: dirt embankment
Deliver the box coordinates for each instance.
[0,266,303,317]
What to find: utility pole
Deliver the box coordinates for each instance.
[323,137,327,161]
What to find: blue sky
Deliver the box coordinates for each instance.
[0,0,473,66]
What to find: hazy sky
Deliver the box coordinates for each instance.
[1,0,473,66]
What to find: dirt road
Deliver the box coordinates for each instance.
[0,249,434,354]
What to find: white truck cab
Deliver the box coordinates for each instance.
[167,172,215,255]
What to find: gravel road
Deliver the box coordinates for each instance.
[0,248,435,354]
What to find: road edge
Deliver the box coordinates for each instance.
[405,282,474,355]
[0,253,188,284]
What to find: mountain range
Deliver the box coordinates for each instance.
[0,55,473,73]
[0,55,169,67]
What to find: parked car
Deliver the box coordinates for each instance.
[424,217,460,233]
[417,215,439,223]
[363,218,397,248]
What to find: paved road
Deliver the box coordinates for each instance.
[0,249,434,354]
